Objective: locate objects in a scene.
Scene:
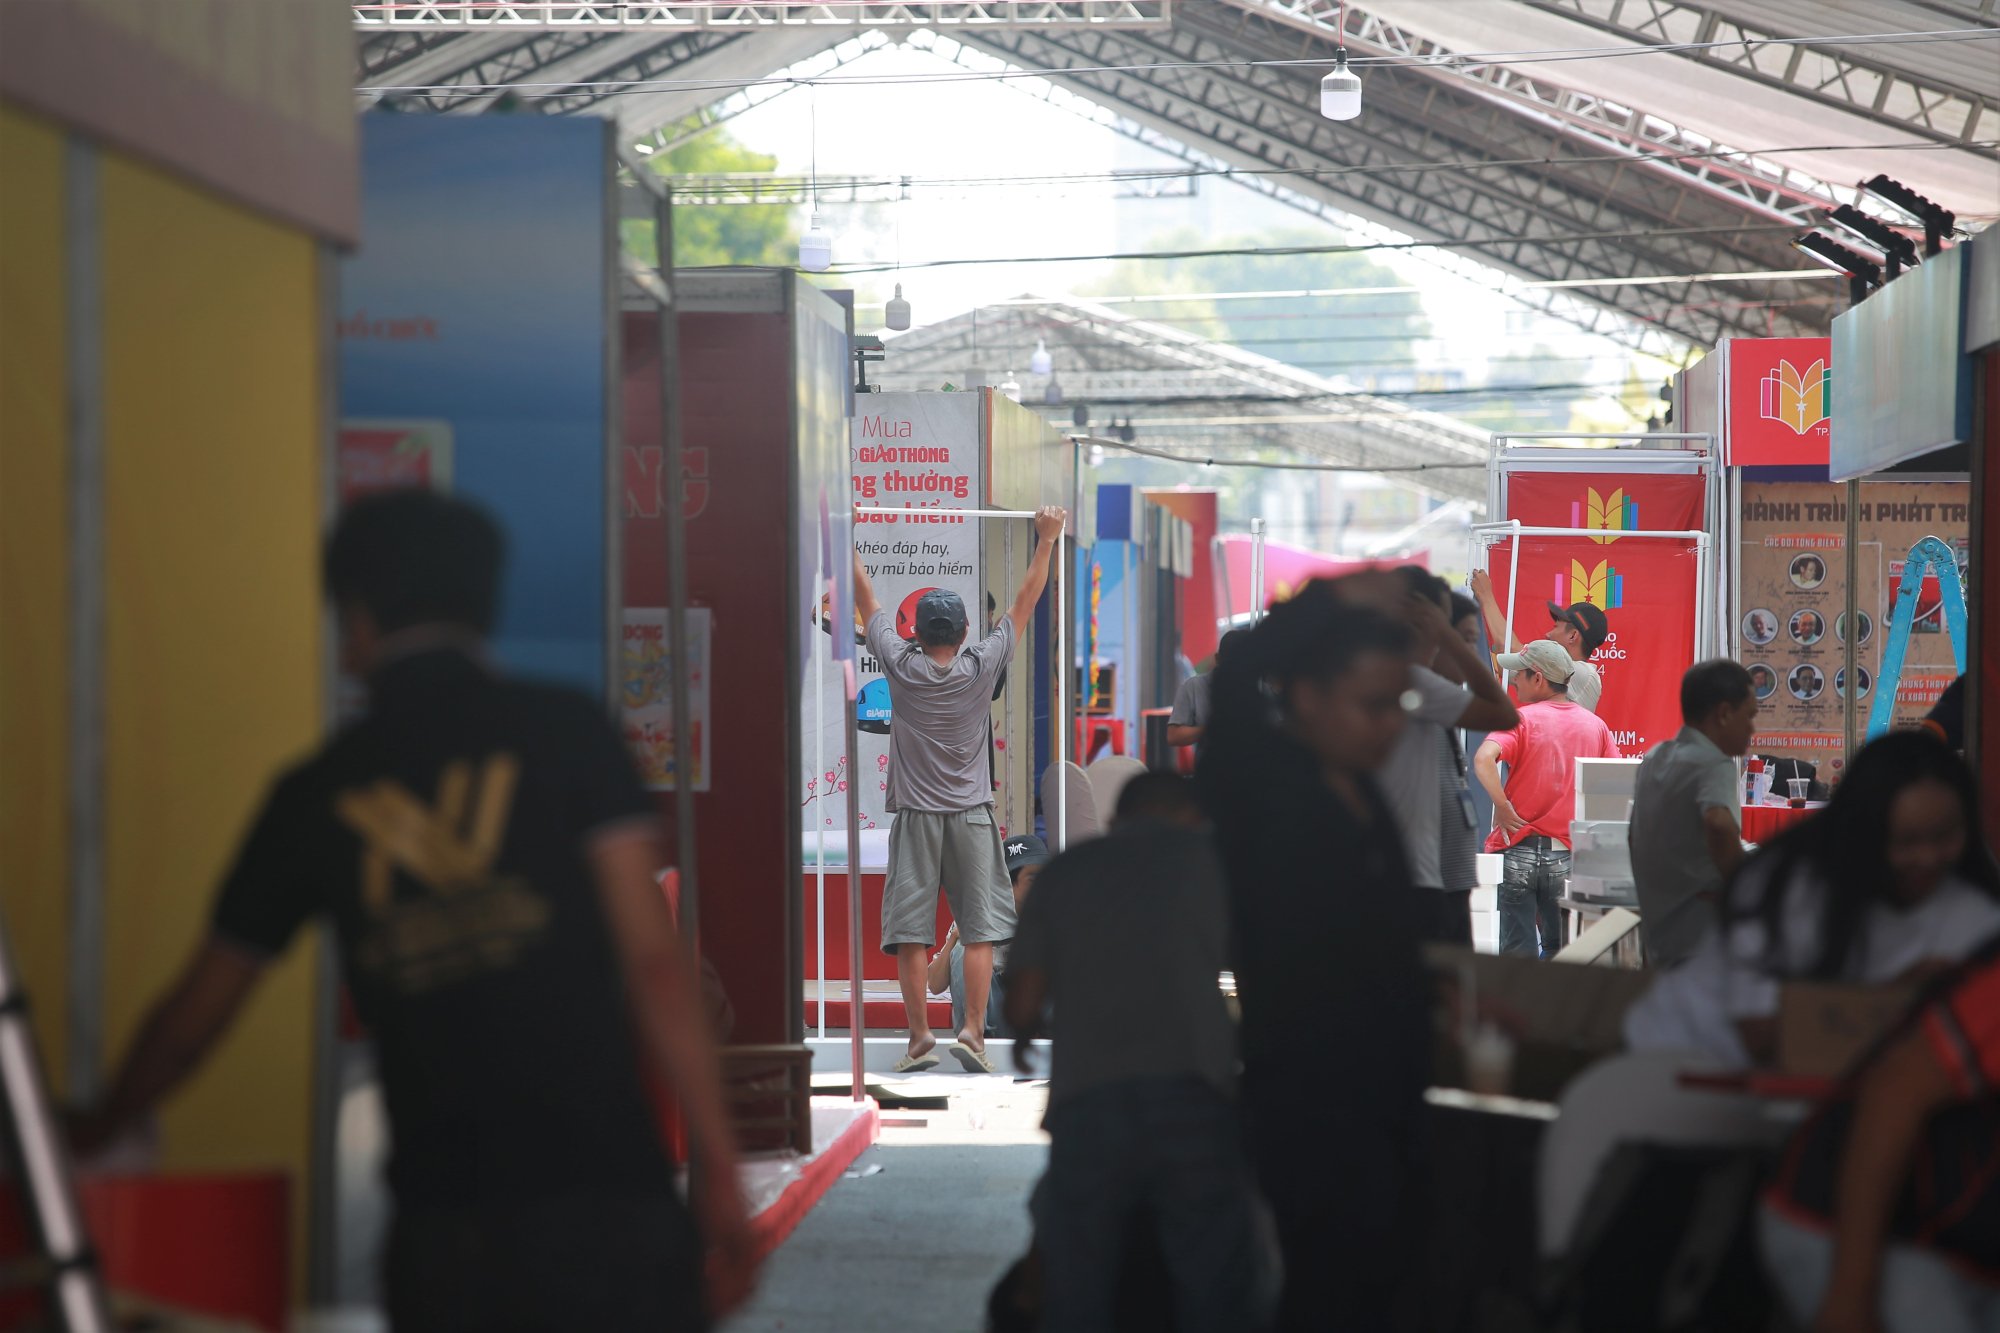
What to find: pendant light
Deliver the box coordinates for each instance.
[884,283,911,331]
[1029,338,1052,376]
[1319,3,1361,121]
[798,88,832,272]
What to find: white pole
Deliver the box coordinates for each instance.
[1250,517,1266,623]
[1058,526,1069,852]
[857,505,1041,520]
[814,577,826,1041]
[1502,525,1522,691]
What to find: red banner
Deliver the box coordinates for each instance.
[1506,469,1705,533]
[1488,536,1702,752]
[1727,337,1832,467]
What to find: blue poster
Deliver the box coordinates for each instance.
[341,115,614,696]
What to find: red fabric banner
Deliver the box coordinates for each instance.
[1506,469,1706,533]
[1487,536,1702,752]
[1493,468,1708,753]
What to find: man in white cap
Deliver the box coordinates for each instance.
[1473,640,1622,957]
[853,505,1067,1073]
[1468,570,1607,712]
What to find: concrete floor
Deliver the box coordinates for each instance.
[724,1072,1050,1333]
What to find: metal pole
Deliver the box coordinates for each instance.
[1250,517,1266,623]
[1058,526,1069,852]
[1844,479,1861,768]
[857,505,1041,520]
[814,579,826,1041]
[1502,527,1522,688]
[844,691,866,1103]
[654,187,699,956]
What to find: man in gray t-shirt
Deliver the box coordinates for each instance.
[1166,628,1247,750]
[1630,660,1759,966]
[1379,576,1519,943]
[853,506,1066,1074]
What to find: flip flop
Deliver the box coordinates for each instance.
[949,1042,997,1074]
[891,1051,941,1074]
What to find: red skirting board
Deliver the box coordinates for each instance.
[745,1098,879,1264]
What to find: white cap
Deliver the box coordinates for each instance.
[1495,639,1575,684]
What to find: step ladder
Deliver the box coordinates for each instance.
[0,912,112,1331]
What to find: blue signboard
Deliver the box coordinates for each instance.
[341,116,615,695]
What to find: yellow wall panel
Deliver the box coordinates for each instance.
[98,151,322,1265]
[0,103,71,1087]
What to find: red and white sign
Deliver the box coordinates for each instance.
[1491,470,1707,753]
[1727,337,1832,468]
[337,419,452,503]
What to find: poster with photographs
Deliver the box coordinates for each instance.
[1737,480,1970,773]
[622,607,712,791]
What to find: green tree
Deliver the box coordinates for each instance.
[624,124,799,268]
[1081,227,1430,376]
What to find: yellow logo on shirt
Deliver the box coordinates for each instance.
[337,754,550,992]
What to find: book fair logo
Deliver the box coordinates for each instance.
[1572,486,1636,545]
[1758,358,1830,436]
[1565,558,1625,611]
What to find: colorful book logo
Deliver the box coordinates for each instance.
[1561,559,1624,610]
[1758,358,1830,435]
[1571,487,1635,545]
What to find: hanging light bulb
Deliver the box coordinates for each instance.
[1320,48,1362,121]
[1001,371,1022,403]
[1029,338,1053,376]
[798,212,833,273]
[884,283,911,331]
[1043,374,1064,406]
[1088,443,1105,468]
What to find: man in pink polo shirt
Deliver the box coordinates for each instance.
[1473,640,1622,958]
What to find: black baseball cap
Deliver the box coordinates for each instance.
[915,588,968,641]
[1548,600,1610,654]
[1004,833,1052,876]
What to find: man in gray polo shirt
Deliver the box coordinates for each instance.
[1629,659,1759,966]
[853,505,1066,1073]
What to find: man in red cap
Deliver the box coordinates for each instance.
[1469,570,1607,712]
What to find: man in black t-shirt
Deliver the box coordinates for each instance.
[70,493,752,1331]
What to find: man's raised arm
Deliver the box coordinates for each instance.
[852,549,882,625]
[1007,507,1069,630]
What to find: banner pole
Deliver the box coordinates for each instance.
[1502,524,1522,690]
[844,688,866,1103]
[814,593,826,1041]
[1058,525,1069,852]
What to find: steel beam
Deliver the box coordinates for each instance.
[354,2,1173,31]
[1527,0,1999,156]
[946,15,1822,347]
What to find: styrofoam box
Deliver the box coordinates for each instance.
[1570,820,1630,852]
[1574,757,1644,821]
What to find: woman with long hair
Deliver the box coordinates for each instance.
[1626,730,2000,1067]
[1197,577,1431,1332]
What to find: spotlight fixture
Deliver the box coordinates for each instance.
[1793,231,1881,305]
[1029,338,1053,377]
[1319,48,1362,121]
[799,212,832,272]
[1860,175,1955,257]
[884,283,911,331]
[1824,205,1917,278]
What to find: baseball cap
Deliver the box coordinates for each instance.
[1495,639,1576,684]
[913,588,967,641]
[1004,833,1052,876]
[1547,600,1610,654]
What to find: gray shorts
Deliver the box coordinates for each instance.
[882,805,1016,954]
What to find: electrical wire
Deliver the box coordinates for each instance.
[818,221,1807,274]
[1079,438,1484,473]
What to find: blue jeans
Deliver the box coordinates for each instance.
[1037,1078,1276,1332]
[1499,839,1569,959]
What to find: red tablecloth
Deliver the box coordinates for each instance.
[1741,803,1820,844]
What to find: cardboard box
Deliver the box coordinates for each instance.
[1776,981,1918,1079]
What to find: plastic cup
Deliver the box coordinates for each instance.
[1787,778,1811,808]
